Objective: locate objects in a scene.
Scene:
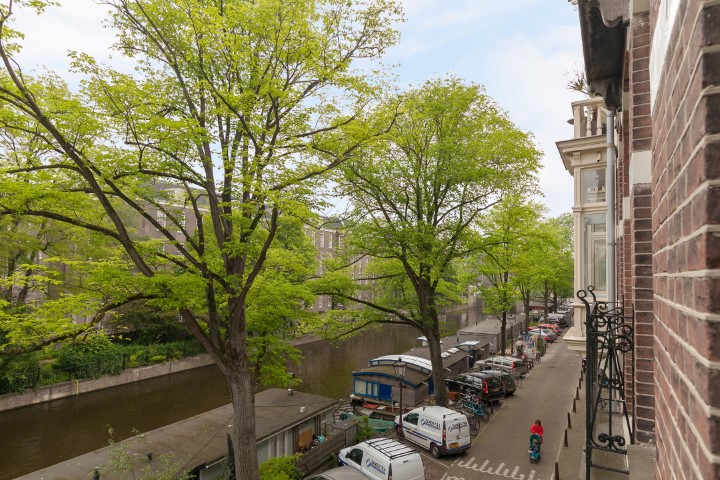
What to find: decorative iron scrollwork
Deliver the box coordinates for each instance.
[578,286,634,477]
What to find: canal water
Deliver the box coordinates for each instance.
[0,304,480,479]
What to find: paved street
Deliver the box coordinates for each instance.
[400,338,582,480]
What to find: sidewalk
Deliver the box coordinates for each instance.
[552,369,657,480]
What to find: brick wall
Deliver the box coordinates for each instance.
[651,1,720,478]
[628,10,656,444]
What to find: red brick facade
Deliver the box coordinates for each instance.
[627,10,656,445]
[575,0,720,476]
[650,1,720,478]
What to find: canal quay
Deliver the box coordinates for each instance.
[1,302,514,479]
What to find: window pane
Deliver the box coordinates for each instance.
[584,214,607,291]
[582,168,606,203]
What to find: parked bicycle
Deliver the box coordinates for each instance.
[456,392,490,423]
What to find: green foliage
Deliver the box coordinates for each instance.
[0,353,41,393]
[355,416,375,442]
[471,195,547,322]
[0,0,402,476]
[55,336,123,379]
[0,338,203,393]
[315,78,541,404]
[258,455,302,480]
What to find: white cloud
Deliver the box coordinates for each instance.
[12,1,115,73]
[391,1,585,217]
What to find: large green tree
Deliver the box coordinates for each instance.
[0,1,400,477]
[314,78,541,406]
[471,195,546,355]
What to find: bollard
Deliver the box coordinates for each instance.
[575,387,579,400]
[555,461,561,479]
[563,429,568,447]
[567,411,572,429]
[572,398,576,413]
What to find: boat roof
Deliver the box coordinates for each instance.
[369,355,433,375]
[352,364,430,387]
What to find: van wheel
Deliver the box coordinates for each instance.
[430,443,442,458]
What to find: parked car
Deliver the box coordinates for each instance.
[338,438,425,480]
[470,369,516,396]
[544,313,570,327]
[445,373,505,402]
[537,323,562,335]
[476,356,530,377]
[305,466,375,480]
[395,406,472,457]
[529,328,557,342]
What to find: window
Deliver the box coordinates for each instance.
[354,379,379,398]
[328,233,333,249]
[156,210,166,227]
[257,439,269,463]
[320,232,325,248]
[347,448,364,465]
[582,168,606,203]
[405,413,419,425]
[584,214,607,292]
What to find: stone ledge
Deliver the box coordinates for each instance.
[0,353,215,413]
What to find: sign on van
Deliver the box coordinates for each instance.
[421,418,441,431]
[366,458,386,476]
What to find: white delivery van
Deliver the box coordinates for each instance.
[395,406,471,458]
[338,438,425,480]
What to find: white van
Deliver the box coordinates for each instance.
[338,438,425,480]
[395,406,471,458]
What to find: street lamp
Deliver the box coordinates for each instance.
[393,357,407,437]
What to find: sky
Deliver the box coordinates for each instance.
[10,0,587,218]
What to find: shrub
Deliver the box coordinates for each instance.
[259,455,302,480]
[149,355,166,364]
[355,416,375,442]
[55,336,123,379]
[0,354,40,394]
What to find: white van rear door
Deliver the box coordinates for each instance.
[392,458,426,480]
[445,415,471,448]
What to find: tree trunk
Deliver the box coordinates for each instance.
[500,311,507,356]
[427,331,449,406]
[523,293,531,331]
[227,371,259,479]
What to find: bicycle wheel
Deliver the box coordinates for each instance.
[480,409,490,422]
[468,415,479,436]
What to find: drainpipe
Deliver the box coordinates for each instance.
[606,109,617,305]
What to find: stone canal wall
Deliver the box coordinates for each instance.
[0,353,215,413]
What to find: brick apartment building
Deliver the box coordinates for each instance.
[561,1,719,478]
